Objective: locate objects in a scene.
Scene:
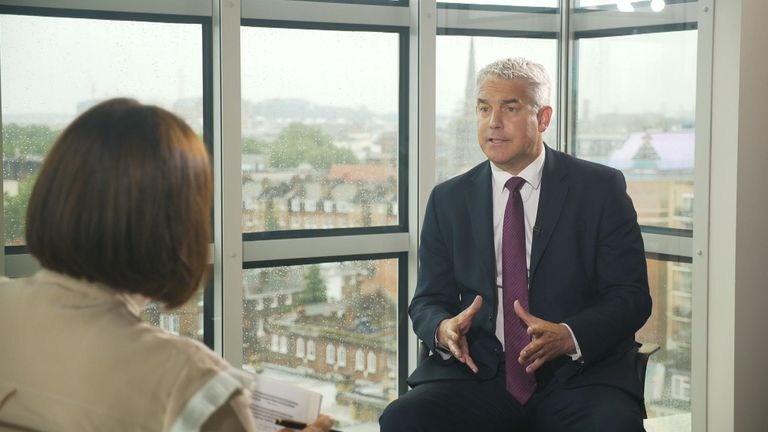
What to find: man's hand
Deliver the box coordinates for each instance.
[514,300,576,373]
[437,295,483,373]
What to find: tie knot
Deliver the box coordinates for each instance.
[505,176,526,193]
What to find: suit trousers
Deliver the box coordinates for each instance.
[379,366,645,432]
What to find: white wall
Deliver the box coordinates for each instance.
[709,0,768,430]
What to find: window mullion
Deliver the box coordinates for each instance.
[212,0,243,366]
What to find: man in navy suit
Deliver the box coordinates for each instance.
[379,58,652,431]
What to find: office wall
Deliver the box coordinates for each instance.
[733,0,768,430]
[709,0,768,430]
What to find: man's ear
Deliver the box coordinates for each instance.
[537,106,553,132]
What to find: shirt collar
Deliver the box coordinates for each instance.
[490,146,546,192]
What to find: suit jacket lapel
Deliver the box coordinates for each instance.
[467,162,496,294]
[530,145,569,280]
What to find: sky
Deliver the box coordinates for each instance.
[0,11,696,123]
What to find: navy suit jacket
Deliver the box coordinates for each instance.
[407,145,652,401]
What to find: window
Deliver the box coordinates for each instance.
[240,26,402,235]
[576,0,680,9]
[572,30,697,231]
[0,13,204,246]
[355,349,365,372]
[670,292,692,321]
[271,334,280,352]
[636,258,693,418]
[256,319,265,337]
[296,337,305,358]
[671,374,691,402]
[1,10,208,344]
[141,290,206,343]
[570,4,698,427]
[439,0,558,6]
[242,258,399,428]
[238,5,408,429]
[279,335,288,354]
[159,314,180,336]
[307,340,316,361]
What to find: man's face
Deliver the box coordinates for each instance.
[476,78,552,175]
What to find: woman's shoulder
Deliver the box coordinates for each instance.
[155,331,230,372]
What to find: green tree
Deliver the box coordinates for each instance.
[270,123,357,169]
[242,136,269,154]
[298,265,327,304]
[264,199,281,231]
[3,123,59,159]
[3,174,37,245]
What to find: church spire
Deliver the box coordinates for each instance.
[463,37,477,114]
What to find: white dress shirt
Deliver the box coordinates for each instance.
[490,150,582,360]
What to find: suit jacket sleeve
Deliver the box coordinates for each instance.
[409,188,460,352]
[563,170,652,365]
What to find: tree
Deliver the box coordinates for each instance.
[3,123,59,159]
[242,136,269,155]
[298,265,327,304]
[264,199,281,231]
[4,174,37,245]
[270,123,357,169]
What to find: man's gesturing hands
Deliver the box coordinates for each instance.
[436,296,577,375]
[513,300,576,373]
[436,295,483,374]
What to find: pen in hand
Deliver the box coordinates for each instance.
[275,418,343,432]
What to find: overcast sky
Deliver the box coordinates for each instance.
[0,12,696,123]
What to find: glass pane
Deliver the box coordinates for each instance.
[241,28,400,233]
[242,259,398,431]
[572,30,696,230]
[141,289,205,343]
[439,0,558,7]
[576,0,693,10]
[435,36,558,183]
[638,258,691,430]
[1,15,203,245]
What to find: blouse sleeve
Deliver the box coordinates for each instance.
[200,389,257,432]
[169,367,254,432]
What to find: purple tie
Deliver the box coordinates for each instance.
[502,176,537,404]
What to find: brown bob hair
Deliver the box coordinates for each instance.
[26,98,212,308]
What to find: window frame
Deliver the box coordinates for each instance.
[242,252,408,394]
[0,5,214,255]
[239,18,410,241]
[0,0,714,429]
[0,3,216,349]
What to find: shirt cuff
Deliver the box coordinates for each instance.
[434,330,453,360]
[560,323,583,362]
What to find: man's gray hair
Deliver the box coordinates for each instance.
[476,58,551,110]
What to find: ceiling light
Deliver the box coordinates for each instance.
[650,0,666,12]
[617,0,635,12]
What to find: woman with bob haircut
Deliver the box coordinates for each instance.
[0,98,332,432]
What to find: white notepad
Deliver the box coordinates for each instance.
[249,374,323,431]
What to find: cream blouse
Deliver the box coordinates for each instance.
[0,270,254,431]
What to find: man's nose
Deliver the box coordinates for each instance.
[489,108,502,128]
